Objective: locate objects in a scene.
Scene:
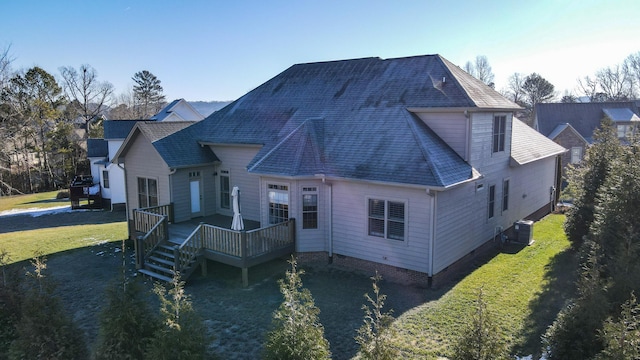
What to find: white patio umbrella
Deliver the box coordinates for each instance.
[231,186,244,231]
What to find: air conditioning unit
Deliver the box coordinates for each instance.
[514,220,534,245]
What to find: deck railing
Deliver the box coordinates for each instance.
[174,219,296,275]
[176,225,204,275]
[138,203,174,223]
[133,209,168,268]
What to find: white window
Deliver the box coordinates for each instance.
[268,184,289,224]
[368,198,405,241]
[302,187,318,229]
[102,170,109,189]
[220,170,230,209]
[617,124,634,138]
[493,115,506,153]
[570,147,582,164]
[488,184,496,219]
[137,177,158,208]
[502,179,509,212]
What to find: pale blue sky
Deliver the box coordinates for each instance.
[1,0,638,101]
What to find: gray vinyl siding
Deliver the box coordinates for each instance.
[415,112,469,160]
[124,134,171,219]
[469,112,512,173]
[170,167,216,223]
[209,145,261,222]
[329,181,432,274]
[431,155,558,275]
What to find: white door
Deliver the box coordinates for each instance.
[190,180,202,216]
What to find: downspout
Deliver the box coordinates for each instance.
[427,188,437,285]
[168,168,176,206]
[116,162,130,238]
[322,176,333,263]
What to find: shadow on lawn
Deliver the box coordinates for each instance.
[0,209,127,234]
[511,247,578,358]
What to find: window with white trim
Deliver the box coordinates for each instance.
[268,184,289,224]
[502,179,509,212]
[368,199,405,241]
[137,177,158,208]
[493,115,506,153]
[302,187,318,229]
[102,170,109,189]
[488,184,496,219]
[570,147,582,164]
[220,170,230,209]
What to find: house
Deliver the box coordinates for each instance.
[114,55,566,286]
[534,101,640,182]
[150,98,205,122]
[86,99,203,210]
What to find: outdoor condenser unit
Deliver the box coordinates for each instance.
[514,220,534,245]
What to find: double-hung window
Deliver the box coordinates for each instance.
[220,170,230,209]
[570,147,582,164]
[268,184,289,224]
[368,199,405,241]
[302,187,318,229]
[137,177,158,208]
[102,170,110,189]
[502,179,509,212]
[493,115,506,153]
[488,184,496,219]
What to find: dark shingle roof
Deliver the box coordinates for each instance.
[87,138,108,158]
[104,120,143,140]
[167,55,521,187]
[536,102,640,143]
[147,123,219,168]
[150,99,181,121]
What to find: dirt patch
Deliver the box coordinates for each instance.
[6,210,428,359]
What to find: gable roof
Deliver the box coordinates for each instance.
[535,102,640,143]
[511,118,567,166]
[150,99,204,122]
[113,121,218,169]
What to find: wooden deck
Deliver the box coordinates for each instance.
[167,214,260,244]
[133,205,295,286]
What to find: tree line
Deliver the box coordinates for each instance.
[464,51,640,125]
[0,45,167,195]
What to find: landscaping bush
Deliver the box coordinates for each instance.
[264,257,331,360]
[8,255,87,359]
[56,190,70,199]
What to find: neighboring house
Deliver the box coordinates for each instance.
[86,99,204,210]
[114,55,566,286]
[150,98,205,122]
[534,101,640,182]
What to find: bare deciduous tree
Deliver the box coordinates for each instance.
[59,64,113,137]
[463,55,495,88]
[596,64,634,101]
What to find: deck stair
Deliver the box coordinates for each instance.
[138,243,201,283]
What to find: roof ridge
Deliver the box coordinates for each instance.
[247,119,311,172]
[404,112,444,186]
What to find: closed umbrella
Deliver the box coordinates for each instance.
[231,186,244,231]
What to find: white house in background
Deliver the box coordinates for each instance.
[150,99,205,122]
[86,99,204,210]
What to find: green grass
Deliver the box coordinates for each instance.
[0,222,128,264]
[0,190,70,212]
[392,214,576,359]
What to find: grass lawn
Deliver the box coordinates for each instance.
[0,222,128,265]
[0,190,70,212]
[393,214,576,359]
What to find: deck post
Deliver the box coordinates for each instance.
[241,231,248,287]
[135,235,144,269]
[201,258,207,276]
